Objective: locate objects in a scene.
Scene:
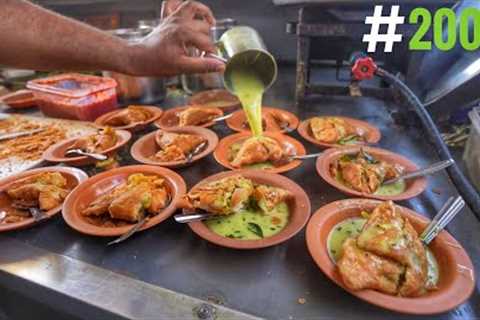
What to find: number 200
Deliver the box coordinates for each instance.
[409,7,480,51]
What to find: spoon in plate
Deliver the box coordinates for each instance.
[11,203,47,222]
[213,113,234,123]
[174,211,211,223]
[65,149,108,161]
[420,195,465,245]
[186,141,208,163]
[383,159,455,185]
[107,195,172,246]
[107,215,149,246]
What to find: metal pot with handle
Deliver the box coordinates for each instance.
[215,25,278,94]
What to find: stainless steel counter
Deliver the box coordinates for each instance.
[0,67,479,319]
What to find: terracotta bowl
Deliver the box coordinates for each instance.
[316,146,427,201]
[306,198,475,315]
[297,116,381,148]
[0,90,37,109]
[94,106,163,132]
[43,129,131,166]
[154,106,223,130]
[62,165,187,237]
[180,169,311,249]
[214,132,306,174]
[0,166,88,232]
[130,126,218,168]
[189,89,241,112]
[226,107,300,133]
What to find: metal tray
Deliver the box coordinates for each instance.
[0,68,479,319]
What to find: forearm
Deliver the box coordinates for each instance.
[0,0,134,74]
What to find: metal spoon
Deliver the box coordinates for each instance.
[65,149,108,161]
[174,212,212,223]
[290,151,324,161]
[420,195,465,245]
[279,122,294,133]
[107,195,172,246]
[383,159,455,185]
[186,141,208,163]
[213,113,233,122]
[107,215,149,246]
[11,203,47,222]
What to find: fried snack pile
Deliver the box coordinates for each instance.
[337,201,434,297]
[230,136,285,168]
[0,123,66,160]
[177,107,222,126]
[184,175,292,216]
[6,172,70,211]
[330,149,404,193]
[104,106,151,126]
[152,131,206,162]
[69,127,117,153]
[82,173,169,223]
[310,117,363,144]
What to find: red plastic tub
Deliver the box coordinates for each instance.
[27,73,118,121]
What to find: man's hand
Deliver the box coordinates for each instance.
[127,1,225,77]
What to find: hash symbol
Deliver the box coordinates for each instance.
[363,5,405,53]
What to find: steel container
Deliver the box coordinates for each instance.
[218,26,278,93]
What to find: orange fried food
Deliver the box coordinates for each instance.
[105,106,151,126]
[330,150,403,193]
[253,184,292,212]
[337,201,432,297]
[230,136,285,168]
[357,201,429,296]
[177,107,222,126]
[153,131,206,162]
[6,172,69,211]
[310,117,361,144]
[82,173,169,223]
[0,125,66,160]
[70,127,117,153]
[185,175,254,215]
[338,238,405,295]
[82,182,128,216]
[108,187,149,222]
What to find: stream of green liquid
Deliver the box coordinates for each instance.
[230,69,265,136]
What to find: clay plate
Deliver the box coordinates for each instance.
[43,129,131,166]
[62,165,187,237]
[189,89,240,112]
[214,132,306,174]
[297,116,381,148]
[0,90,37,109]
[306,198,475,315]
[181,169,311,249]
[226,107,300,133]
[94,106,163,131]
[130,126,219,168]
[154,106,223,130]
[0,166,88,232]
[316,146,427,201]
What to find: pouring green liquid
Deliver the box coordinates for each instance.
[230,69,265,136]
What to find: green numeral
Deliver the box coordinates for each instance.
[459,7,480,51]
[409,8,432,51]
[434,8,456,51]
